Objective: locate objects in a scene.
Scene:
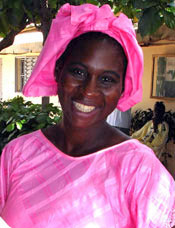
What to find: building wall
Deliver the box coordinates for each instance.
[0,53,59,106]
[133,42,175,113]
[1,54,15,100]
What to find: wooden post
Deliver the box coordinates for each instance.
[42,96,49,109]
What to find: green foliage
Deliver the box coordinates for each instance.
[0,96,62,153]
[130,108,175,143]
[99,0,175,37]
[133,0,175,37]
[138,7,163,37]
[0,0,26,36]
[0,0,175,46]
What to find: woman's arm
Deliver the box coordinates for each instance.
[0,144,13,215]
[129,146,175,228]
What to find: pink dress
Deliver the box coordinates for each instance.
[0,130,175,228]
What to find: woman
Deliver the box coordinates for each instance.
[132,102,169,158]
[0,4,175,228]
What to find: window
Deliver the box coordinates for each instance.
[15,56,37,92]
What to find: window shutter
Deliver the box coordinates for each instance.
[15,56,37,92]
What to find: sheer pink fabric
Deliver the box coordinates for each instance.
[0,131,174,228]
[22,3,143,112]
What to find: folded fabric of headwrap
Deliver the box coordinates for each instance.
[22,3,144,112]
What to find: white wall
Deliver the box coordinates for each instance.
[132,42,175,113]
[0,53,59,106]
[1,55,15,100]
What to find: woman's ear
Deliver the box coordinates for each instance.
[54,59,64,83]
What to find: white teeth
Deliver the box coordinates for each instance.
[73,102,95,113]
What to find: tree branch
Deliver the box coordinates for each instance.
[0,16,28,52]
[40,0,52,44]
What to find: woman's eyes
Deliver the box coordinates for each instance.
[100,75,117,86]
[68,67,119,87]
[69,67,87,80]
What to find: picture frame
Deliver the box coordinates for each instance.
[151,55,175,100]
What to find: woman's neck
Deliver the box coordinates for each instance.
[59,120,110,156]
[43,119,128,157]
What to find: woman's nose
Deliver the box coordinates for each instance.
[82,78,99,97]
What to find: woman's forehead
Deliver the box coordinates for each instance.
[63,39,126,77]
[66,37,125,61]
[71,34,121,49]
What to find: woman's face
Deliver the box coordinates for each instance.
[58,38,126,128]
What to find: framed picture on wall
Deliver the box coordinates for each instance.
[151,55,175,99]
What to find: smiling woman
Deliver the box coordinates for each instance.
[55,32,127,136]
[0,3,175,228]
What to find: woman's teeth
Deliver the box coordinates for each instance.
[74,102,95,113]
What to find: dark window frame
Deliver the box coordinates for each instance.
[15,56,37,92]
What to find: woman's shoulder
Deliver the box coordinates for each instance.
[3,130,42,149]
[108,138,155,158]
[106,139,172,179]
[107,139,175,201]
[1,130,47,162]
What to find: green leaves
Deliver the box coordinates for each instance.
[16,122,23,130]
[48,0,58,9]
[0,11,10,35]
[0,0,26,34]
[138,7,163,36]
[133,0,157,9]
[110,0,175,37]
[6,123,15,132]
[132,0,175,37]
[7,8,24,29]
[162,10,175,29]
[0,0,175,49]
[0,96,62,153]
[85,0,100,5]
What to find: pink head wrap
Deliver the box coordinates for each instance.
[22,3,143,111]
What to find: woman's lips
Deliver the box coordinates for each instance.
[73,101,95,113]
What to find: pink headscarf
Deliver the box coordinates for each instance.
[23,3,143,111]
